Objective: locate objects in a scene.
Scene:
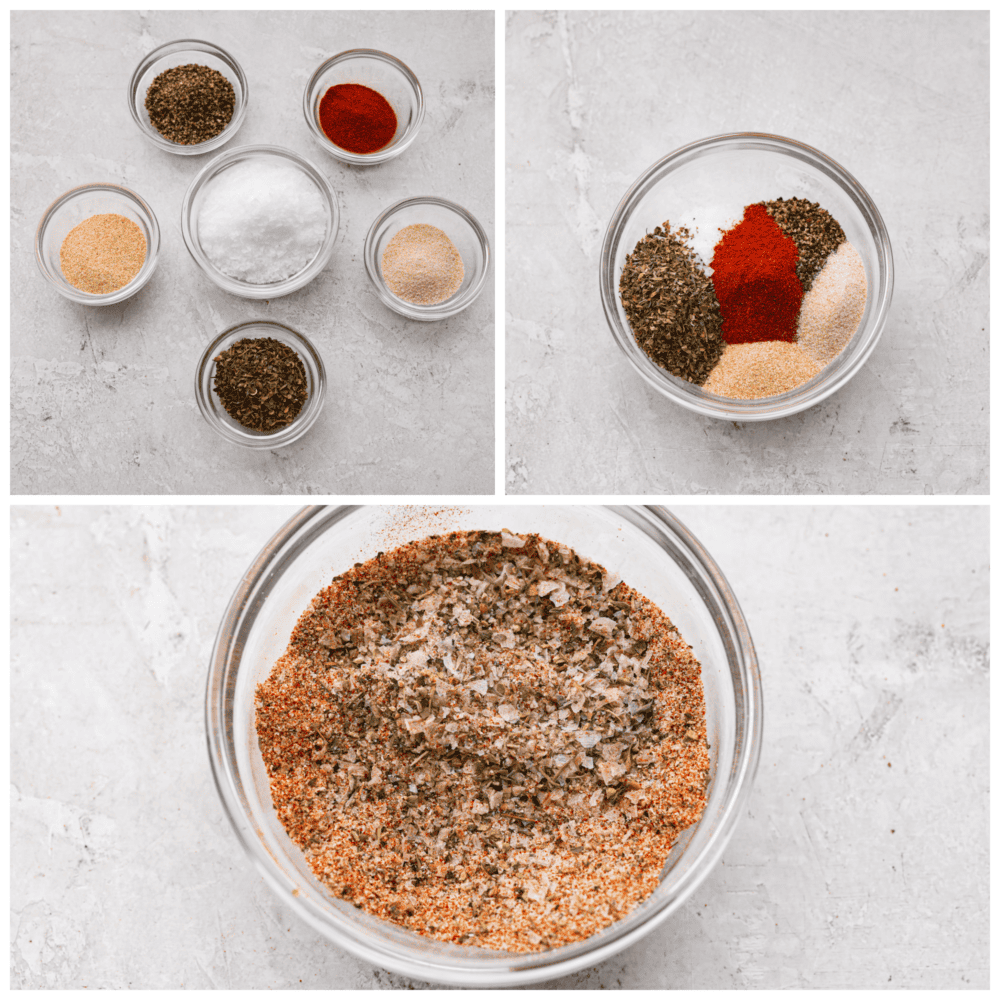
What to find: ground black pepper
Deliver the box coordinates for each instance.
[762,197,846,292]
[145,63,235,145]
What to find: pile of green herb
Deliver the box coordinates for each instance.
[618,223,725,385]
[212,337,307,433]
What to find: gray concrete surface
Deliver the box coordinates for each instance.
[11,504,988,988]
[12,11,494,495]
[506,11,988,495]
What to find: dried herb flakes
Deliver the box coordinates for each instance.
[619,223,725,385]
[212,336,307,433]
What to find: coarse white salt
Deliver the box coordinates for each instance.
[198,159,327,284]
[796,241,868,364]
[673,204,742,272]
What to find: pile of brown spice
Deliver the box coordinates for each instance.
[255,529,710,953]
[144,63,235,145]
[762,197,846,292]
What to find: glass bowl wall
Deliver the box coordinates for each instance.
[600,132,893,421]
[206,505,763,986]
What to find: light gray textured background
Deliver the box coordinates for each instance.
[505,11,989,495]
[11,504,988,988]
[12,11,494,495]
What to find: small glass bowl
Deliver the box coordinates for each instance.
[194,320,326,448]
[128,39,248,155]
[206,505,763,986]
[303,49,424,166]
[35,183,160,305]
[364,196,491,321]
[600,132,894,421]
[181,144,340,299]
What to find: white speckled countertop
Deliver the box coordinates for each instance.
[11,505,988,988]
[12,11,494,495]
[505,11,988,495]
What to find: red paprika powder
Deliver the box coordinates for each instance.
[318,83,397,155]
[710,203,802,344]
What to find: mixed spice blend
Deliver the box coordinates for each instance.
[255,529,710,952]
[620,197,868,399]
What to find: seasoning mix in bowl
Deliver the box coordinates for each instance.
[303,49,424,166]
[181,145,339,298]
[601,133,893,420]
[194,320,326,448]
[257,529,710,953]
[35,183,161,305]
[128,38,248,155]
[206,505,763,986]
[364,197,490,321]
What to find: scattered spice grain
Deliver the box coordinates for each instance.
[796,242,867,365]
[255,529,710,953]
[381,224,465,305]
[702,341,821,399]
[59,213,146,294]
[212,336,308,432]
[619,222,725,384]
[144,63,235,145]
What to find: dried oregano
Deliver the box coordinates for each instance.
[212,337,307,433]
[618,223,725,385]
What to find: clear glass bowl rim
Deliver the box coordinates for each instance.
[205,504,763,986]
[180,143,340,299]
[126,37,249,156]
[34,181,162,305]
[599,131,894,421]
[363,195,492,320]
[193,319,327,448]
[301,48,426,166]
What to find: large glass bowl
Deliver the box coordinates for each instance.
[128,38,249,156]
[181,144,339,299]
[600,132,894,420]
[206,505,763,987]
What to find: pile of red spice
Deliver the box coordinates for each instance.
[709,203,803,345]
[318,83,397,154]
